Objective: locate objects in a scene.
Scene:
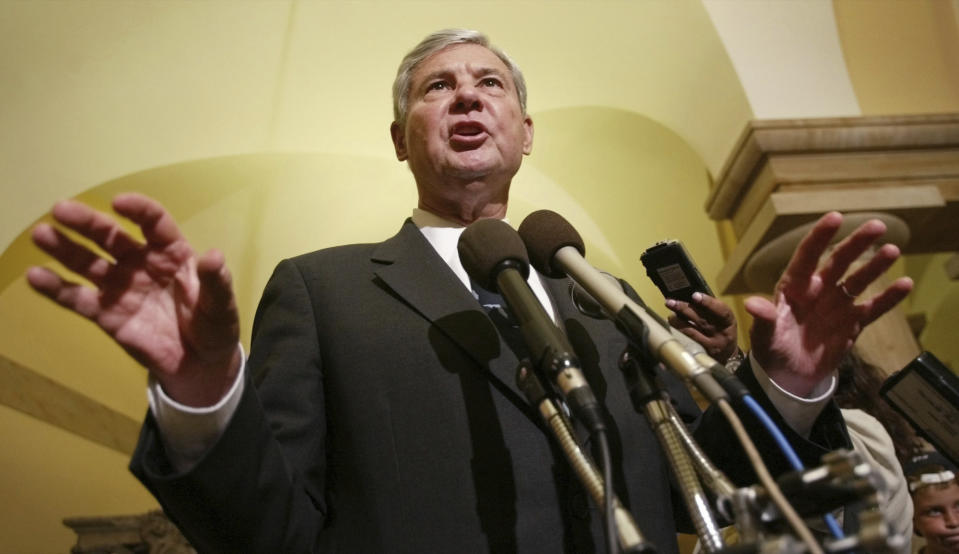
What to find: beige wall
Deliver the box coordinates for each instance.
[704,0,861,118]
[0,1,956,552]
[833,0,959,370]
[836,0,959,115]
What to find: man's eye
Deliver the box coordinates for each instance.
[427,81,449,91]
[481,78,503,88]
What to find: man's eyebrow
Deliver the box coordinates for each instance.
[419,69,453,85]
[473,66,508,79]
[418,66,510,87]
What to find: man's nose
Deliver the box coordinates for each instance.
[453,84,482,112]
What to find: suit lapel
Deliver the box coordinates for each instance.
[542,274,612,405]
[370,219,479,327]
[370,220,530,406]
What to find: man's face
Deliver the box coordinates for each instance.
[391,43,533,216]
[915,482,959,553]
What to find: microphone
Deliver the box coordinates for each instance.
[518,210,729,404]
[458,218,606,434]
[570,278,712,363]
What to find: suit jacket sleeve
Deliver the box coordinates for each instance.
[130,258,328,553]
[695,358,852,487]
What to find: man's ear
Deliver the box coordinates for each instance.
[522,115,534,155]
[390,122,408,161]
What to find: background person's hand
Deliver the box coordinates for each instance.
[665,292,739,364]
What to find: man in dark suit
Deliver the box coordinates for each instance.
[28,29,913,552]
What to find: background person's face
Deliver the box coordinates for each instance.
[915,482,959,553]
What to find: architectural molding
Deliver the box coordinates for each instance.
[0,352,140,455]
[63,511,193,554]
[706,113,959,295]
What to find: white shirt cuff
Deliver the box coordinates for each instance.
[146,343,246,472]
[749,351,836,439]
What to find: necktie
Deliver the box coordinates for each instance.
[473,279,575,421]
[471,280,528,358]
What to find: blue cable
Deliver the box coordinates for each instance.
[741,394,845,539]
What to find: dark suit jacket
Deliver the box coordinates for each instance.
[130,219,848,553]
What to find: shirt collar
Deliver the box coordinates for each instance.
[410,208,556,322]
[411,208,472,291]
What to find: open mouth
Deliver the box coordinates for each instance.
[450,121,488,143]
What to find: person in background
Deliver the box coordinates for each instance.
[907,451,959,554]
[834,351,925,466]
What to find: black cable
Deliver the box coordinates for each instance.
[596,430,619,554]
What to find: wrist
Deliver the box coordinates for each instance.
[763,365,829,399]
[751,350,823,398]
[157,344,243,408]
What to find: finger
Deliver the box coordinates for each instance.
[743,295,776,323]
[676,325,712,348]
[818,218,888,286]
[112,193,185,248]
[691,293,736,328]
[664,298,688,314]
[26,266,103,320]
[745,294,777,356]
[861,276,913,326]
[51,200,142,260]
[667,313,712,343]
[781,212,843,290]
[32,223,113,284]
[667,313,693,331]
[666,299,707,328]
[837,243,901,297]
[195,249,238,324]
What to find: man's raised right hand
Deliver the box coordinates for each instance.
[27,193,241,407]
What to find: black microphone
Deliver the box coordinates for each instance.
[458,218,606,434]
[518,210,729,404]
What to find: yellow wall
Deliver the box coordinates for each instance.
[835,0,959,115]
[0,0,956,552]
[703,0,862,119]
[834,0,959,368]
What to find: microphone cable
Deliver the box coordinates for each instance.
[741,395,844,539]
[518,209,825,554]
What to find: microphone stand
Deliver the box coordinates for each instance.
[661,400,737,503]
[515,360,656,554]
[618,346,726,552]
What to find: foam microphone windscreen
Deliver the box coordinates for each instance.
[517,210,586,278]
[458,218,530,292]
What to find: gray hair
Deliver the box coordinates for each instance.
[392,29,528,126]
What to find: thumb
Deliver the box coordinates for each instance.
[743,295,776,322]
[745,295,777,356]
